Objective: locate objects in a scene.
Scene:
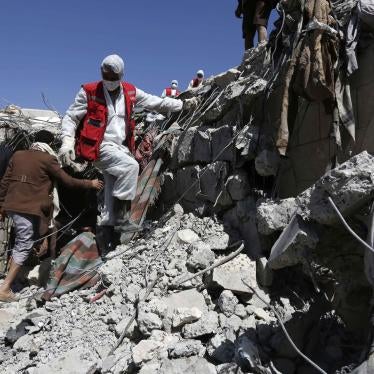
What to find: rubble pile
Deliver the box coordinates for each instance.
[2,0,374,373]
[0,197,361,374]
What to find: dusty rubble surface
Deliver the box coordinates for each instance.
[2,0,374,373]
[0,202,360,374]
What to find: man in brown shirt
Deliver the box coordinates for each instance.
[236,0,275,49]
[0,132,103,302]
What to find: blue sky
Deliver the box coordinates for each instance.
[0,1,278,113]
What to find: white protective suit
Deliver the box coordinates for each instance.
[61,84,183,226]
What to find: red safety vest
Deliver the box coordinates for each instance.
[75,81,136,162]
[192,78,201,88]
[165,87,181,97]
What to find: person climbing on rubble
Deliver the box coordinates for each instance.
[188,70,205,89]
[0,130,103,302]
[235,0,275,50]
[59,54,199,255]
[161,80,181,98]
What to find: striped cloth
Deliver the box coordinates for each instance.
[120,158,163,243]
[43,232,102,300]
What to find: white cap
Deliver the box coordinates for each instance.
[171,80,178,86]
[101,54,125,77]
[197,69,204,77]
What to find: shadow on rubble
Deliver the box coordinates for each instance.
[207,266,366,374]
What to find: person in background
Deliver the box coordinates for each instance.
[59,54,198,255]
[188,70,205,89]
[161,80,181,98]
[235,0,274,50]
[0,131,103,302]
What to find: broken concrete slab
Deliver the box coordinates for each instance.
[34,348,99,374]
[297,151,374,225]
[164,290,208,316]
[208,254,256,293]
[268,214,319,270]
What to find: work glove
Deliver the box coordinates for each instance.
[183,97,200,111]
[58,136,77,168]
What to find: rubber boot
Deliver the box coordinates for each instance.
[95,225,114,257]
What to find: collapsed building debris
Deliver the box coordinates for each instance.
[1,0,374,373]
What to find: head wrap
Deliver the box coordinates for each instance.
[101,54,125,77]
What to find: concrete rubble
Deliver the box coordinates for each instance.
[2,0,374,373]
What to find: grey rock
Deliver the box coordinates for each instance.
[122,283,141,304]
[214,68,240,88]
[139,361,161,374]
[268,215,319,270]
[172,307,202,328]
[234,304,247,318]
[219,314,242,334]
[210,254,256,293]
[137,311,163,336]
[34,348,99,374]
[182,311,219,338]
[235,124,259,160]
[158,357,216,374]
[205,232,230,251]
[132,339,164,366]
[177,229,200,244]
[207,333,235,363]
[257,198,298,235]
[218,290,239,317]
[255,149,280,177]
[226,170,251,201]
[168,339,206,358]
[187,246,215,271]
